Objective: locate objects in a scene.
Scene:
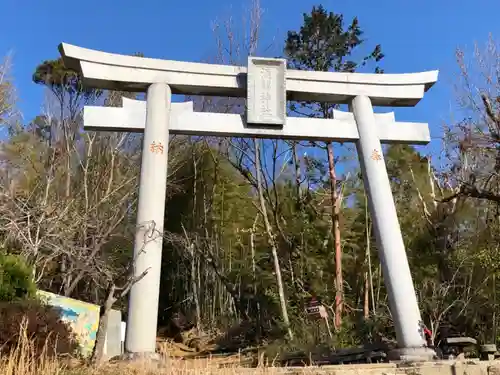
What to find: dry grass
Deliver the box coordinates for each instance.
[0,341,249,375]
[0,331,289,375]
[2,335,477,375]
[0,326,417,375]
[0,330,67,375]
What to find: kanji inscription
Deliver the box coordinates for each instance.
[149,141,164,154]
[371,149,382,161]
[259,67,273,117]
[247,57,286,126]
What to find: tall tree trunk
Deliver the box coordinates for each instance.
[255,139,293,340]
[365,193,376,315]
[327,142,343,329]
[363,271,369,320]
[191,144,202,333]
[190,244,202,334]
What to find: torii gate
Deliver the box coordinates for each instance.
[59,43,438,360]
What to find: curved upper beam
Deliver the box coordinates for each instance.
[59,43,438,107]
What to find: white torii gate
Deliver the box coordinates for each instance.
[59,43,438,360]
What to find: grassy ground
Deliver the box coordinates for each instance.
[5,338,488,375]
[0,334,292,375]
[0,347,248,375]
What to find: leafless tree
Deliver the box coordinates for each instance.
[0,97,140,296]
[416,265,473,345]
[443,34,500,204]
[0,85,186,303]
[0,52,18,129]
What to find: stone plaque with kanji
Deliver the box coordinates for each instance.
[247,57,286,126]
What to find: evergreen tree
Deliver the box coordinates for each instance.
[284,4,384,329]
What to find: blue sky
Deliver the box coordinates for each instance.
[1,0,499,160]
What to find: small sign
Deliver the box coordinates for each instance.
[247,57,286,126]
[306,305,320,315]
[306,297,328,319]
[306,305,328,318]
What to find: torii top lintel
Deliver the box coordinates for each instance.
[58,43,438,107]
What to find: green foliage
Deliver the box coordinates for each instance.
[285,4,384,114]
[285,5,383,73]
[32,57,100,100]
[0,253,36,302]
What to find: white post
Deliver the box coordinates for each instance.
[125,83,171,356]
[351,95,434,359]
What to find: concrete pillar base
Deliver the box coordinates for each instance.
[388,347,437,362]
[114,352,165,369]
[120,352,162,361]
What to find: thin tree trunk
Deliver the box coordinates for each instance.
[363,272,369,320]
[250,215,261,336]
[92,285,116,365]
[191,144,202,333]
[376,266,382,307]
[91,269,148,365]
[254,139,293,340]
[327,142,343,329]
[190,244,202,334]
[365,193,376,315]
[292,142,302,204]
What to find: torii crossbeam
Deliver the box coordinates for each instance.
[84,97,431,143]
[59,42,438,361]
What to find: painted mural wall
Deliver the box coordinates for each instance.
[37,290,100,358]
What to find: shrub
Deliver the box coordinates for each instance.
[0,299,78,357]
[0,253,36,302]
